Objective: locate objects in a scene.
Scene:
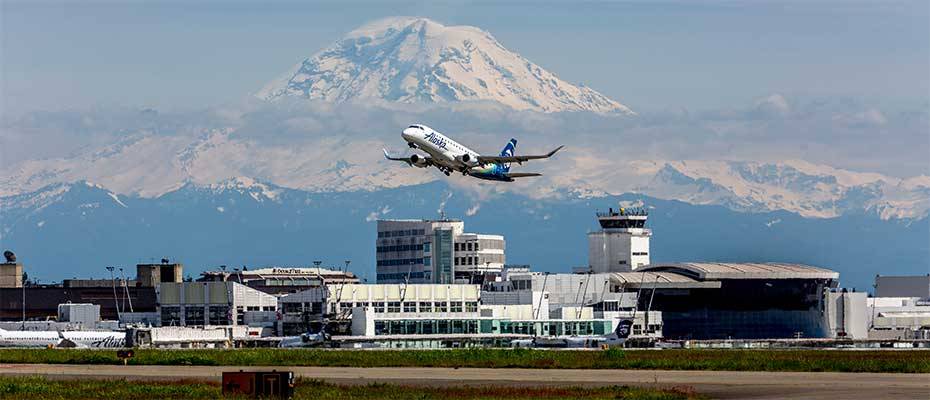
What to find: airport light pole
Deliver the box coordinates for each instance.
[21,272,26,330]
[106,267,121,320]
[120,267,134,313]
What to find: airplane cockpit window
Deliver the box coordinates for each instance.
[408,125,422,129]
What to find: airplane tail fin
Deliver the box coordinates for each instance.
[613,319,634,339]
[499,139,517,172]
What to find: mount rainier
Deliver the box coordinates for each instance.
[257,17,633,114]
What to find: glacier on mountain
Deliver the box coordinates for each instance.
[257,17,633,114]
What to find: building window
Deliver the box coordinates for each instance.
[387,301,401,313]
[474,242,479,251]
[403,302,416,313]
[185,307,205,326]
[451,302,463,313]
[435,301,448,313]
[357,302,369,309]
[423,242,431,253]
[282,302,301,314]
[374,302,385,313]
[339,302,353,311]
[418,302,432,313]
[465,302,478,312]
[423,256,431,266]
[208,306,229,325]
[161,306,181,326]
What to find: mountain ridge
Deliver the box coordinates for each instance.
[1,179,926,292]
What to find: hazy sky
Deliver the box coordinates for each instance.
[2,1,927,115]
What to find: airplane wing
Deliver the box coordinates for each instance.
[477,145,564,165]
[383,149,431,167]
[504,172,542,179]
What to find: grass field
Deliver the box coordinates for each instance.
[0,377,702,400]
[0,348,928,373]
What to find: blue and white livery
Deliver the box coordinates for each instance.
[383,124,563,182]
[0,327,126,348]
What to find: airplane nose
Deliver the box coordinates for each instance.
[401,128,416,141]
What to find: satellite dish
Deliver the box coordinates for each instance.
[3,250,15,263]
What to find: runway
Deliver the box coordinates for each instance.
[1,364,927,400]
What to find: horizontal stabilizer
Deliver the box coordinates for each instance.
[504,172,542,178]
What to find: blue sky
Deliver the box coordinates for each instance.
[2,1,927,115]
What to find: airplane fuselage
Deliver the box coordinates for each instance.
[0,329,126,348]
[401,125,513,181]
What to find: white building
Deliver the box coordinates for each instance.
[868,296,930,339]
[588,208,651,273]
[157,282,278,327]
[376,219,505,284]
[277,283,481,335]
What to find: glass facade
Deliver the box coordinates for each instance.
[369,318,613,338]
[375,319,480,335]
[644,279,833,339]
[433,229,454,284]
[208,306,229,325]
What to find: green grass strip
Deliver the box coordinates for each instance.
[0,348,927,373]
[0,377,702,400]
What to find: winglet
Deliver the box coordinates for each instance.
[382,149,391,159]
[547,145,565,157]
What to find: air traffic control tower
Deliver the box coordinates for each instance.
[587,207,651,273]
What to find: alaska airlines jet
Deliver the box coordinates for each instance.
[278,331,328,348]
[0,327,126,348]
[510,319,633,349]
[383,124,563,182]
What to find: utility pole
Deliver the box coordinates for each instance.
[120,267,134,313]
[106,267,121,320]
[21,272,26,330]
[220,265,231,325]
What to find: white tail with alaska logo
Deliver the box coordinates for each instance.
[384,124,563,182]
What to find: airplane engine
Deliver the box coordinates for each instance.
[456,154,477,167]
[410,154,430,168]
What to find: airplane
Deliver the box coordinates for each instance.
[278,331,328,348]
[511,319,633,349]
[0,327,126,348]
[383,124,564,182]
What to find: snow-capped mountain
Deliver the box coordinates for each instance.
[257,17,633,114]
[638,160,930,219]
[2,179,926,291]
[2,125,927,220]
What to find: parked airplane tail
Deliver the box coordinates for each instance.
[499,139,517,171]
[614,319,634,339]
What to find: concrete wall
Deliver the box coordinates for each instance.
[588,231,650,273]
[876,275,930,298]
[0,263,22,288]
[824,291,868,339]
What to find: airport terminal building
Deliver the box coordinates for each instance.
[376,219,505,284]
[634,263,839,339]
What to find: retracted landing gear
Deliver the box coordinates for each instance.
[407,142,418,149]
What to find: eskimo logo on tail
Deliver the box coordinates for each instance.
[499,139,517,171]
[615,319,634,339]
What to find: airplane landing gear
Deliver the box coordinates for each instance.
[407,142,418,149]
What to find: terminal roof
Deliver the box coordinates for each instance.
[640,263,839,281]
[608,272,721,289]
